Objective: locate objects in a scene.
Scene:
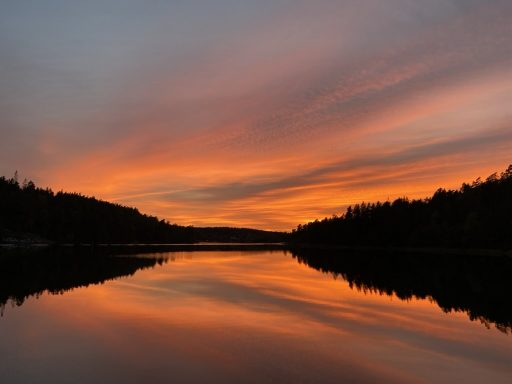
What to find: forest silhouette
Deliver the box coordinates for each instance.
[0,174,284,245]
[290,165,512,250]
[2,165,512,249]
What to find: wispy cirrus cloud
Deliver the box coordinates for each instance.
[1,0,511,229]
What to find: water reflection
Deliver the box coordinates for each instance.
[2,245,511,334]
[0,247,511,383]
[290,247,512,333]
[0,246,167,314]
[0,245,284,315]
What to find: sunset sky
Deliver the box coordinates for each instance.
[1,0,511,230]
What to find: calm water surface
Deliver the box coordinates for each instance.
[0,248,511,383]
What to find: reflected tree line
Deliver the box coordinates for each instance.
[3,245,511,334]
[290,165,512,250]
[0,246,168,315]
[0,244,286,316]
[291,247,512,333]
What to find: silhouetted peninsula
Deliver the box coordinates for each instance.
[290,165,512,251]
[0,175,285,245]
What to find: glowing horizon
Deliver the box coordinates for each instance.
[1,1,512,231]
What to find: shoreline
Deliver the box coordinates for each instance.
[0,242,288,253]
[1,241,512,258]
[287,243,512,258]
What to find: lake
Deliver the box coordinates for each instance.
[0,246,511,383]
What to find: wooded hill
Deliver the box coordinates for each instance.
[290,165,512,250]
[0,175,285,244]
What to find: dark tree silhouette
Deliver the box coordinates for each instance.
[0,176,285,244]
[290,165,512,250]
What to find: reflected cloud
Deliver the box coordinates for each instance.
[1,248,512,383]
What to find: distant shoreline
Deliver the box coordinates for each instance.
[0,242,288,253]
[1,241,511,258]
[288,243,512,258]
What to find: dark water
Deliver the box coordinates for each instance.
[0,246,511,383]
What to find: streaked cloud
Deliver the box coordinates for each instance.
[1,0,511,230]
